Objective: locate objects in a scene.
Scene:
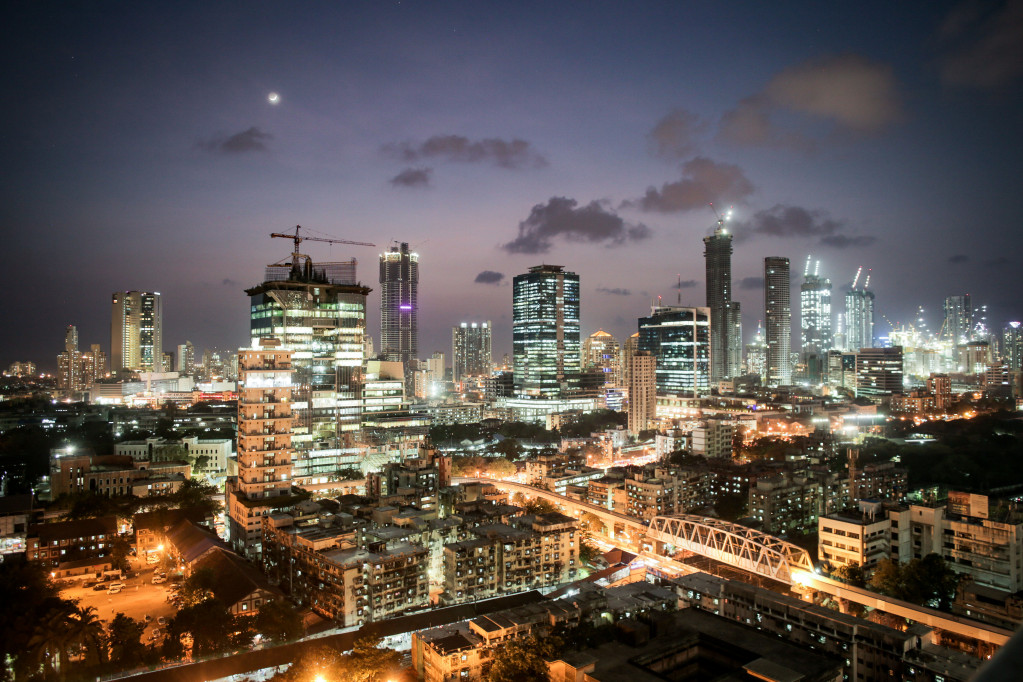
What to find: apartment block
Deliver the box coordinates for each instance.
[441,513,578,604]
[818,503,890,569]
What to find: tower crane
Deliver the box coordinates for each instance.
[270,225,375,270]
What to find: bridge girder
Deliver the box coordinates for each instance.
[648,515,815,585]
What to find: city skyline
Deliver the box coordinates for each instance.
[3,2,1023,370]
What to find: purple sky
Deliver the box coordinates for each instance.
[3,1,1022,371]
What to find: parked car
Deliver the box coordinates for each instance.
[152,576,166,584]
[157,616,167,626]
[144,614,152,622]
[150,629,161,641]
[107,586,122,594]
[92,583,108,591]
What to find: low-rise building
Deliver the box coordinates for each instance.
[25,516,118,568]
[48,452,190,499]
[690,417,734,459]
[672,572,982,682]
[818,502,889,570]
[262,512,428,626]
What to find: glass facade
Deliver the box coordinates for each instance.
[512,265,580,397]
[247,271,370,478]
[637,306,711,397]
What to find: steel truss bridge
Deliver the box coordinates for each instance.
[647,515,815,585]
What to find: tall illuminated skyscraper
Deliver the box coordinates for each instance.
[512,265,580,397]
[57,325,81,398]
[247,255,370,480]
[844,269,875,351]
[764,257,791,386]
[452,321,492,382]
[799,256,832,381]
[380,242,419,392]
[1004,322,1023,372]
[582,329,621,387]
[704,220,742,381]
[944,294,972,346]
[111,291,162,374]
[638,306,711,397]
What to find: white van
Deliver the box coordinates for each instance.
[107,582,125,594]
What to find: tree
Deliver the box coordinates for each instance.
[270,637,400,682]
[521,497,558,515]
[834,563,866,588]
[578,538,601,565]
[170,477,222,515]
[178,566,217,607]
[714,491,747,521]
[868,559,902,597]
[108,613,147,669]
[165,599,246,657]
[254,599,304,644]
[484,633,563,682]
[109,535,132,573]
[0,555,63,680]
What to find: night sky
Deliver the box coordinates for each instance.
[4,1,1022,371]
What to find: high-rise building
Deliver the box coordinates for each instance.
[452,321,492,382]
[704,222,742,381]
[111,291,162,374]
[799,256,832,376]
[227,339,294,557]
[380,242,419,393]
[57,325,81,398]
[246,256,370,479]
[620,332,640,388]
[944,295,973,346]
[82,343,107,385]
[512,265,581,398]
[844,270,875,351]
[745,321,768,381]
[856,347,904,399]
[582,329,621,387]
[764,257,791,386]
[1004,322,1023,372]
[176,341,195,375]
[626,351,657,436]
[638,306,711,397]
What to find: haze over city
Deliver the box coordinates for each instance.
[3,1,1022,368]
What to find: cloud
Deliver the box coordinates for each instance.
[733,204,875,248]
[474,270,505,285]
[819,234,878,248]
[648,108,705,159]
[673,279,698,289]
[198,127,273,154]
[947,254,970,264]
[384,135,548,169]
[390,167,432,188]
[622,157,755,213]
[939,0,1023,90]
[739,276,764,290]
[221,278,240,286]
[718,54,902,148]
[597,287,632,296]
[502,197,651,254]
[986,256,1010,266]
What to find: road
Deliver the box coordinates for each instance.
[59,557,181,644]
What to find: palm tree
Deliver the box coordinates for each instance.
[71,605,108,667]
[27,602,76,678]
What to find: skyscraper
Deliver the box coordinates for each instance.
[626,350,656,436]
[111,291,162,374]
[704,221,742,381]
[745,321,768,381]
[1004,322,1023,372]
[844,271,875,351]
[512,265,580,397]
[176,341,195,375]
[452,321,492,382]
[764,257,791,386]
[380,242,419,392]
[228,339,293,556]
[944,294,972,346]
[582,329,621,387]
[799,256,832,382]
[57,325,81,398]
[247,255,370,480]
[637,306,711,397]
